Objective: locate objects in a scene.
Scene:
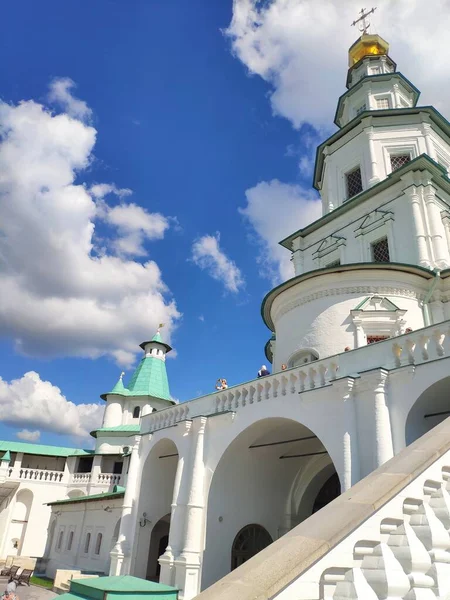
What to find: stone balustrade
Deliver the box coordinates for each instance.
[71,473,91,484]
[9,468,65,482]
[194,416,450,600]
[97,473,122,485]
[142,321,450,435]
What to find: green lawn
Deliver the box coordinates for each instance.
[30,576,54,589]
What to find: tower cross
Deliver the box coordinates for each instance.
[351,7,377,34]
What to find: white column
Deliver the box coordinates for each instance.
[366,128,380,186]
[421,121,437,160]
[353,318,365,348]
[109,438,141,576]
[441,211,450,254]
[291,238,303,276]
[424,183,449,268]
[159,453,185,586]
[11,453,23,478]
[405,185,430,268]
[323,154,335,212]
[392,83,401,108]
[372,370,394,468]
[332,377,360,491]
[87,455,102,494]
[174,417,207,600]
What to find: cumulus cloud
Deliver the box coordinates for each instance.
[240,180,321,283]
[16,429,41,442]
[48,77,92,121]
[226,0,450,130]
[191,233,244,293]
[0,372,103,440]
[0,79,180,366]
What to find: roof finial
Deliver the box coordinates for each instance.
[351,7,377,35]
[157,323,165,333]
[119,371,125,380]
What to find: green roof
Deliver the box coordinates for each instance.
[71,576,177,593]
[0,440,93,458]
[1,450,11,463]
[91,425,140,439]
[127,355,171,400]
[47,488,125,506]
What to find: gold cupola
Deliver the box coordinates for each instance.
[348,33,389,67]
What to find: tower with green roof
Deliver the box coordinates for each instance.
[96,329,175,438]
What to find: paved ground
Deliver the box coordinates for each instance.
[0,580,57,600]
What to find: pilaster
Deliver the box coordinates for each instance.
[403,184,430,268]
[365,127,380,186]
[424,183,449,268]
[109,437,141,576]
[332,377,360,490]
[174,417,207,600]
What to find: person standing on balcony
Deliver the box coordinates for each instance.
[257,365,270,378]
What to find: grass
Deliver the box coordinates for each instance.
[30,576,54,589]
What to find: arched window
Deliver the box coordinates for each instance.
[84,532,91,554]
[312,472,341,513]
[132,406,140,419]
[288,349,319,368]
[231,524,272,570]
[95,533,103,555]
[67,530,74,551]
[56,530,64,551]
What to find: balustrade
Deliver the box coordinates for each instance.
[140,322,450,436]
[10,468,65,482]
[71,472,91,484]
[97,473,122,485]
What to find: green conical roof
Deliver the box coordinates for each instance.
[1,450,11,463]
[110,373,128,395]
[127,354,171,400]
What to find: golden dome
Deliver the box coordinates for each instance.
[348,33,389,67]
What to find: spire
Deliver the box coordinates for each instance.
[127,327,172,400]
[110,372,127,394]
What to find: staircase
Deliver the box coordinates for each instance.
[195,416,450,600]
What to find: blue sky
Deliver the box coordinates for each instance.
[0,0,446,446]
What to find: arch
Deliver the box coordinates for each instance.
[202,417,340,590]
[133,406,141,419]
[287,348,319,368]
[231,524,273,571]
[312,472,341,513]
[67,489,85,499]
[133,438,180,579]
[405,375,450,446]
[9,489,33,555]
[146,513,171,581]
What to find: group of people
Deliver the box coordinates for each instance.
[215,364,292,390]
[215,378,228,390]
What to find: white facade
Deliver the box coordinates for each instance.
[3,30,450,600]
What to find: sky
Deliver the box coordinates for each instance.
[0,0,449,447]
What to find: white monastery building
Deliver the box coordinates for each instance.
[4,25,450,600]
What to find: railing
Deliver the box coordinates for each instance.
[141,321,450,434]
[97,473,122,485]
[8,468,65,482]
[71,473,91,484]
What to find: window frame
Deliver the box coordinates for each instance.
[390,153,411,172]
[94,532,103,556]
[375,96,391,110]
[67,529,75,552]
[345,166,363,200]
[56,528,65,552]
[83,530,92,555]
[132,406,140,419]
[371,236,390,263]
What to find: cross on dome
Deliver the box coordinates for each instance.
[351,7,377,34]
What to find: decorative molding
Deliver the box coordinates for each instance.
[272,286,425,324]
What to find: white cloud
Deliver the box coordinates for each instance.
[16,429,41,442]
[191,233,245,293]
[0,80,180,366]
[48,77,92,121]
[0,372,103,440]
[226,0,450,130]
[239,180,321,283]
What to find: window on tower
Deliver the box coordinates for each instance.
[390,153,411,172]
[356,104,366,116]
[376,97,391,109]
[345,167,363,199]
[371,237,390,263]
[370,66,380,75]
[132,406,140,419]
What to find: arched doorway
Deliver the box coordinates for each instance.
[231,524,272,570]
[405,376,450,446]
[9,489,33,556]
[133,439,179,579]
[146,514,170,581]
[312,473,341,513]
[202,417,339,590]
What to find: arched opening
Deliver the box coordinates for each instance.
[405,376,450,445]
[133,406,141,419]
[231,524,272,570]
[67,489,85,499]
[312,473,341,513]
[288,349,319,368]
[146,514,171,581]
[95,533,103,555]
[202,418,339,590]
[9,489,33,556]
[133,438,179,580]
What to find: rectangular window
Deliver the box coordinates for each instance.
[371,66,380,75]
[84,532,91,554]
[345,167,363,199]
[356,104,366,116]
[67,531,74,551]
[371,237,390,263]
[56,530,64,551]
[376,97,390,109]
[367,335,389,344]
[390,153,411,171]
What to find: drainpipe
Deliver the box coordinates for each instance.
[422,269,441,326]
